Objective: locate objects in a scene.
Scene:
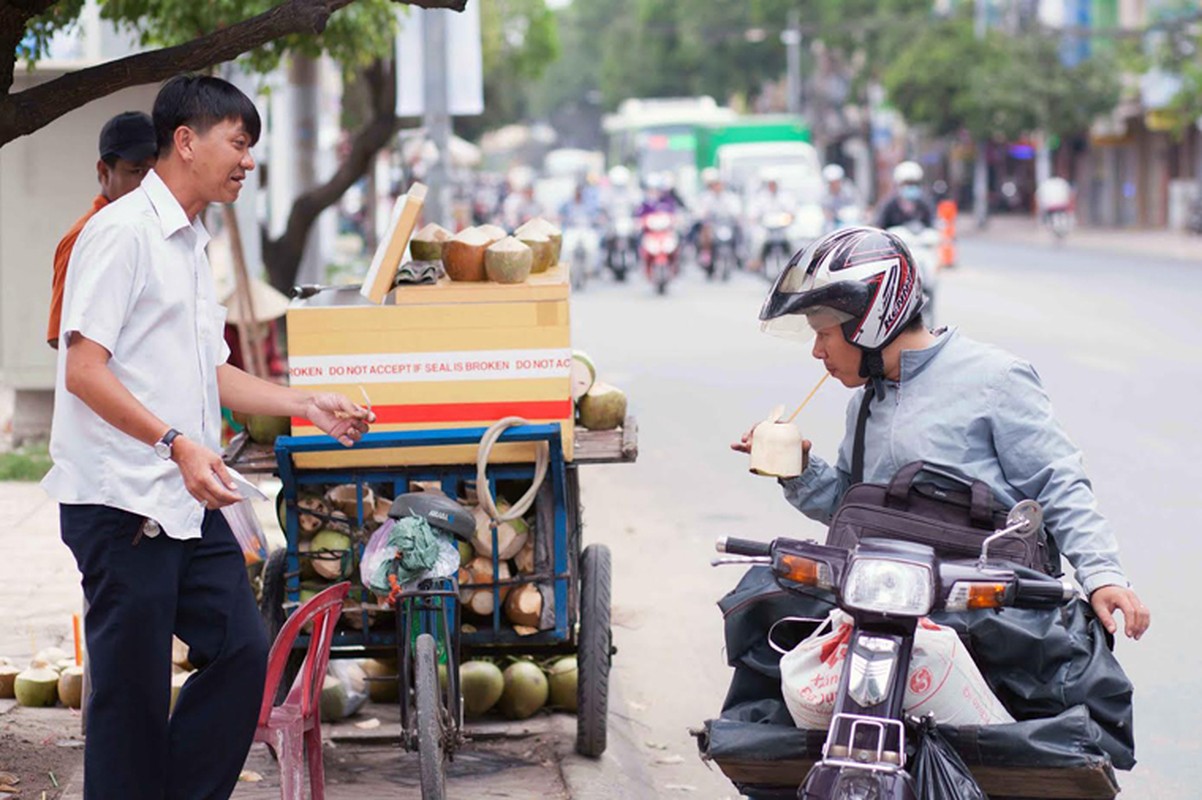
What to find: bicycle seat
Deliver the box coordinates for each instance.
[388,492,476,541]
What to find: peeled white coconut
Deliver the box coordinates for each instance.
[471,504,529,560]
[503,583,543,629]
[477,223,508,244]
[463,557,512,616]
[498,661,549,720]
[14,667,60,707]
[309,530,354,581]
[485,237,534,284]
[325,484,376,520]
[547,656,578,712]
[442,227,493,282]
[570,351,596,402]
[410,223,452,262]
[577,382,628,431]
[513,538,535,574]
[58,666,84,709]
[749,406,803,478]
[460,660,505,716]
[0,664,19,699]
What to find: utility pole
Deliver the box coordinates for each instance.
[422,11,451,226]
[783,10,803,116]
[973,0,989,229]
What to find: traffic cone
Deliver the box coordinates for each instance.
[936,200,957,269]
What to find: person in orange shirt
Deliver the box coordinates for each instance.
[47,111,158,348]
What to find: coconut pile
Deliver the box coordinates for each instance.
[275,481,552,637]
[405,217,566,285]
[0,647,86,710]
[570,350,629,432]
[358,654,579,721]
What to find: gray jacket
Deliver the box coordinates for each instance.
[780,327,1128,595]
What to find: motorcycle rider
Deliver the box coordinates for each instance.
[820,163,861,229]
[694,167,743,264]
[1036,175,1074,222]
[747,170,797,269]
[501,181,542,230]
[732,226,1150,641]
[559,183,602,278]
[876,160,934,229]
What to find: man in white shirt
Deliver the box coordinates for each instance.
[43,74,374,800]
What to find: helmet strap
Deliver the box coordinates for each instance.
[859,348,888,402]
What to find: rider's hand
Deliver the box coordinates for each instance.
[172,436,242,510]
[1090,585,1150,641]
[731,427,812,472]
[304,392,375,447]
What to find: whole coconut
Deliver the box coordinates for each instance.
[410,223,452,262]
[14,667,60,707]
[518,234,555,274]
[460,660,505,716]
[515,218,563,264]
[309,530,354,581]
[547,656,578,712]
[577,382,628,431]
[442,227,494,281]
[485,237,534,284]
[58,665,84,709]
[498,660,549,720]
[362,658,400,703]
[0,664,19,699]
[246,415,291,445]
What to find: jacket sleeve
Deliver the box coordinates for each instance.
[990,361,1128,595]
[777,395,857,525]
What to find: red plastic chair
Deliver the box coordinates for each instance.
[253,581,351,800]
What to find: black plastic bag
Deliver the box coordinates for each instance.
[911,717,986,800]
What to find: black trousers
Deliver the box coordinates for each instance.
[61,504,269,800]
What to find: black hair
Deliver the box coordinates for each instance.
[153,74,262,154]
[100,154,118,167]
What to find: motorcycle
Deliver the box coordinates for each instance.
[698,215,740,282]
[760,212,794,283]
[603,214,638,282]
[712,500,1074,800]
[639,210,681,295]
[887,221,940,327]
[1044,207,1073,242]
[562,224,598,292]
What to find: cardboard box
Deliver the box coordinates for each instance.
[286,265,572,468]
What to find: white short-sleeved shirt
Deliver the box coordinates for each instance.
[42,170,231,540]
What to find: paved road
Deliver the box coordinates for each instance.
[570,236,1202,799]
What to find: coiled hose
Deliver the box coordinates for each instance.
[475,416,549,523]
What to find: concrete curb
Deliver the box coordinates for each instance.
[557,680,658,800]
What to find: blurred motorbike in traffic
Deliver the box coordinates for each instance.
[602,214,638,282]
[698,215,740,282]
[639,211,681,295]
[563,224,599,292]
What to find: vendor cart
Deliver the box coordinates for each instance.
[224,415,637,799]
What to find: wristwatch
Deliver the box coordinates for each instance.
[154,428,183,460]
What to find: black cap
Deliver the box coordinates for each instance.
[98,111,157,163]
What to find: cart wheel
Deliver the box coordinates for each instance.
[415,633,447,800]
[576,544,612,757]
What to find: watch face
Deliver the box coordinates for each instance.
[155,440,171,459]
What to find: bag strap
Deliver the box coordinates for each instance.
[886,460,996,525]
[850,385,874,484]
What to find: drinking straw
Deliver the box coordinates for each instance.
[785,373,830,424]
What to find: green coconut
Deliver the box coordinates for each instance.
[58,666,84,709]
[14,667,60,707]
[442,227,493,282]
[246,415,291,445]
[515,218,563,264]
[485,237,534,284]
[517,233,555,274]
[458,540,475,566]
[0,665,19,699]
[547,656,578,712]
[309,530,354,581]
[577,382,628,431]
[570,351,596,401]
[410,223,452,262]
[362,658,400,703]
[498,660,549,720]
[460,660,505,716]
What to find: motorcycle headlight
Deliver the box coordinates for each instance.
[842,558,933,616]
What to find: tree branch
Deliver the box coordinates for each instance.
[0,0,466,147]
[262,57,398,291]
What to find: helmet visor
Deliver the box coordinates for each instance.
[760,305,854,340]
[758,236,864,340]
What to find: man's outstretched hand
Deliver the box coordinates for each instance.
[1090,585,1150,640]
[304,392,375,447]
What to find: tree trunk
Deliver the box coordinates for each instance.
[261,57,399,293]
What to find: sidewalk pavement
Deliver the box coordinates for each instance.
[962,213,1202,264]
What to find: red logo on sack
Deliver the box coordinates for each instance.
[909,667,933,695]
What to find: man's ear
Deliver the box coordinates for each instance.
[96,159,109,186]
[173,126,196,162]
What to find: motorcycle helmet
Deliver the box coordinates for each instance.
[759,226,925,395]
[608,164,631,188]
[892,160,924,185]
[701,167,720,186]
[822,163,845,183]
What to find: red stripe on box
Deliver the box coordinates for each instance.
[292,399,572,427]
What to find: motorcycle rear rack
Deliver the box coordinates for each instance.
[821,712,907,772]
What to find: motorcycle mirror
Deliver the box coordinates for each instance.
[979,499,1043,565]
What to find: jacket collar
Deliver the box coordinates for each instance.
[897,326,956,383]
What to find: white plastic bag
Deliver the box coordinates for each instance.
[779,610,1014,730]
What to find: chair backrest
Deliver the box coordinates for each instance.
[257,581,350,727]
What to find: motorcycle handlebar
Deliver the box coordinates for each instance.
[1012,577,1076,609]
[716,537,772,557]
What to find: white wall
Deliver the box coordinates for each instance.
[0,70,161,390]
